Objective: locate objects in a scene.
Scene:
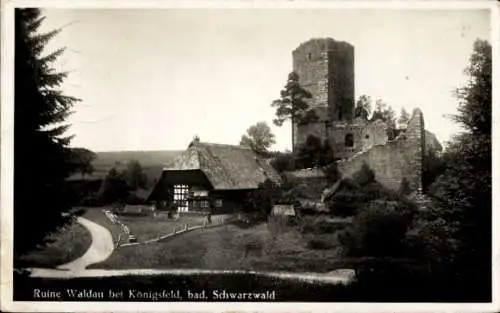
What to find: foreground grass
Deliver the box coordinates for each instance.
[90,217,346,272]
[16,219,92,268]
[81,207,207,243]
[118,214,206,243]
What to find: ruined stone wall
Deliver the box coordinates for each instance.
[285,168,326,178]
[328,122,364,159]
[405,108,425,192]
[295,122,328,147]
[337,109,425,192]
[361,120,389,150]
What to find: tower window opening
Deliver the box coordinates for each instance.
[365,134,370,139]
[308,52,312,61]
[345,134,354,147]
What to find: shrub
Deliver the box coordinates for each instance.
[327,200,362,217]
[338,199,415,259]
[326,179,402,217]
[244,179,299,220]
[299,215,347,235]
[325,180,364,216]
[352,163,375,186]
[324,163,340,183]
[306,239,331,250]
[362,181,398,201]
[125,193,145,205]
[270,152,295,173]
[398,178,411,196]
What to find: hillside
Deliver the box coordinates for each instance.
[68,150,182,182]
[94,150,181,170]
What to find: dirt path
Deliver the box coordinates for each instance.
[56,217,114,272]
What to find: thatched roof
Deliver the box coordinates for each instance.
[165,141,282,190]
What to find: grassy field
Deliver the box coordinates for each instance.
[90,215,348,272]
[16,219,92,268]
[118,214,206,243]
[81,207,207,244]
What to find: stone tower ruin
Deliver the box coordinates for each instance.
[289,38,428,194]
[292,38,355,153]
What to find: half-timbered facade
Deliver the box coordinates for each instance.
[148,139,282,214]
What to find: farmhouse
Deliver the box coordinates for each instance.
[148,138,282,214]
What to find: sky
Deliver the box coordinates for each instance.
[39,8,491,152]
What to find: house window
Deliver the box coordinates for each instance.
[193,190,209,197]
[215,199,223,208]
[200,200,210,208]
[345,134,354,147]
[173,184,189,212]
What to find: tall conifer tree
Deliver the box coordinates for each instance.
[15,9,80,256]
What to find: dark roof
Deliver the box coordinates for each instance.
[165,141,282,190]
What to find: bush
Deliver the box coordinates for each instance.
[270,152,295,173]
[324,163,340,183]
[306,239,331,250]
[299,215,347,235]
[326,179,402,217]
[338,199,415,259]
[328,201,362,217]
[125,193,145,205]
[352,163,375,186]
[244,179,299,219]
[398,178,411,196]
[362,181,398,201]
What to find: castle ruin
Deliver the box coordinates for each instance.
[291,38,426,193]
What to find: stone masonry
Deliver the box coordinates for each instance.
[288,38,428,193]
[292,38,355,152]
[336,109,425,192]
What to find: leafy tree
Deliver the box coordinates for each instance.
[354,94,372,120]
[453,40,491,135]
[68,148,96,177]
[14,9,80,256]
[418,39,491,299]
[271,72,316,145]
[270,152,295,173]
[397,107,411,129]
[97,168,129,204]
[123,160,147,190]
[371,99,396,128]
[422,150,446,191]
[240,121,276,154]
